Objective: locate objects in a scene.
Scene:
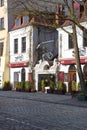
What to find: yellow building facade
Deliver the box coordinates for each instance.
[0,0,14,88]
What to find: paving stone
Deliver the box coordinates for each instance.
[0,91,87,130]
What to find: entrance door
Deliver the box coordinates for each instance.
[14,72,19,89]
[69,71,76,92]
[68,65,76,92]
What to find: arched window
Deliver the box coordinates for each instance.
[69,65,76,71]
[21,68,25,81]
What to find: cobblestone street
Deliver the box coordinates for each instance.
[0,91,87,130]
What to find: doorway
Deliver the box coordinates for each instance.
[14,72,19,89]
[38,74,55,91]
[68,65,76,92]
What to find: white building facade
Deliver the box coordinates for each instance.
[57,22,87,92]
[9,15,58,90]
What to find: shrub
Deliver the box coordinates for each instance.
[21,81,25,91]
[77,92,87,101]
[3,81,12,91]
[56,81,66,94]
[41,79,45,90]
[16,82,21,91]
[25,81,31,91]
[77,82,81,91]
[57,81,64,90]
[50,80,54,90]
[85,80,87,90]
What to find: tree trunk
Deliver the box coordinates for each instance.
[72,23,85,92]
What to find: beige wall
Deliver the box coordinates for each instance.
[0,0,10,84]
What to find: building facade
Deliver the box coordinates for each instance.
[58,21,87,92]
[0,0,14,88]
[9,15,58,90]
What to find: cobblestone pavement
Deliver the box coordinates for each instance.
[0,91,87,130]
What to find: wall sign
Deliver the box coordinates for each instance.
[15,55,23,62]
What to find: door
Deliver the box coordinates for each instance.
[69,71,76,92]
[68,65,76,92]
[14,72,19,89]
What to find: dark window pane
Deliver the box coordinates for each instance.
[23,16,29,24]
[22,37,26,52]
[83,32,87,47]
[14,39,18,54]
[15,18,21,26]
[1,0,4,6]
[0,18,4,29]
[0,42,3,56]
[69,34,73,49]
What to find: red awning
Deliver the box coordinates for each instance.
[9,62,29,68]
[60,58,87,65]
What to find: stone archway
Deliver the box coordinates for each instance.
[34,59,58,91]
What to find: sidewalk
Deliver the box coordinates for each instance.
[0,91,87,108]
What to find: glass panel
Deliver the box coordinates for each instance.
[15,18,21,26]
[22,37,26,52]
[14,39,18,54]
[69,34,73,49]
[0,42,3,56]
[23,16,29,24]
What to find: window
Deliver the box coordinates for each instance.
[23,16,29,24]
[0,18,4,29]
[83,32,87,47]
[14,39,18,54]
[0,0,4,6]
[15,18,21,26]
[0,42,3,56]
[22,37,26,52]
[69,34,73,49]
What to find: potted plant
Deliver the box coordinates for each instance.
[77,92,87,101]
[72,80,77,91]
[16,82,21,91]
[21,81,25,91]
[71,80,77,97]
[41,79,45,92]
[48,80,54,93]
[56,81,66,94]
[3,81,12,91]
[25,81,31,92]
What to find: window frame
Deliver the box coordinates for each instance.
[0,42,3,56]
[14,39,18,54]
[0,17,4,29]
[0,0,4,6]
[21,37,26,53]
[83,32,87,47]
[15,18,21,26]
[69,33,73,49]
[23,16,29,24]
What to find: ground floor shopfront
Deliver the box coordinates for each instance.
[9,58,87,93]
[9,59,58,91]
[59,58,87,92]
[9,61,33,89]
